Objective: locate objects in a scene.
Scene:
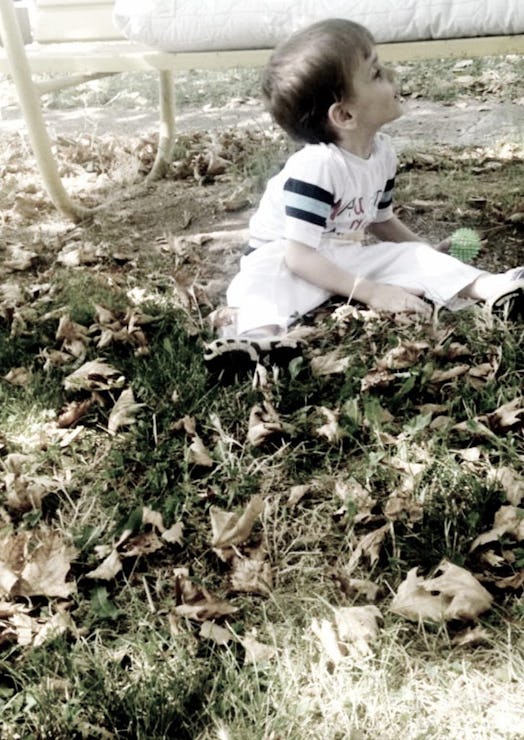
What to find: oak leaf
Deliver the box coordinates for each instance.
[390,561,493,622]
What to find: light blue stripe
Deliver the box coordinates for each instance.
[284,191,332,219]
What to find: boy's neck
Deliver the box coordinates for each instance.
[337,129,378,159]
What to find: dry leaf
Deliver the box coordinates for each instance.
[121,531,164,557]
[335,477,376,524]
[470,505,524,551]
[376,341,429,370]
[310,349,351,377]
[0,531,78,599]
[311,617,346,664]
[230,548,272,596]
[429,365,470,384]
[85,549,122,581]
[240,635,277,665]
[4,246,38,271]
[333,605,382,656]
[3,367,31,386]
[142,506,165,531]
[247,400,289,447]
[451,625,491,647]
[57,398,93,428]
[487,466,524,506]
[172,568,238,622]
[108,388,144,435]
[360,369,395,392]
[162,521,184,546]
[199,620,235,645]
[485,398,523,430]
[188,436,214,467]
[210,495,264,548]
[390,561,493,622]
[347,524,389,573]
[64,359,125,392]
[335,575,380,602]
[315,406,342,442]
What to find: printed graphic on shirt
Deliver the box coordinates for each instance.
[284,176,395,236]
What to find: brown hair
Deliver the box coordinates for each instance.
[262,19,375,144]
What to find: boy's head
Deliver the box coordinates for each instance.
[263,19,375,144]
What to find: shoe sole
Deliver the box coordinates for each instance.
[488,282,524,322]
[203,336,303,379]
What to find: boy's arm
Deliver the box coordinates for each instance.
[284,240,431,316]
[368,215,450,251]
[366,215,427,244]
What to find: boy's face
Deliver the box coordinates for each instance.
[349,49,403,131]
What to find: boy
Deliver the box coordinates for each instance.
[205,19,523,366]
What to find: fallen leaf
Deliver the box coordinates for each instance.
[57,398,93,428]
[470,505,524,551]
[240,634,277,664]
[315,406,342,443]
[390,561,493,622]
[347,524,389,573]
[487,466,524,506]
[188,435,214,467]
[247,401,289,446]
[162,521,184,546]
[429,365,470,384]
[210,495,264,548]
[451,625,491,647]
[108,388,144,435]
[85,549,122,581]
[376,341,429,370]
[360,369,395,392]
[333,605,382,656]
[310,349,351,377]
[172,568,238,622]
[3,367,31,386]
[142,506,165,532]
[0,531,78,599]
[230,548,272,596]
[199,620,235,645]
[64,359,125,392]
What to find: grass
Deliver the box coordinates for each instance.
[1,263,523,738]
[1,56,524,739]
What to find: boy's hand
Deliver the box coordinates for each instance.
[360,283,432,318]
[433,237,451,253]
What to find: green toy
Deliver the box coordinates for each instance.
[449,227,481,263]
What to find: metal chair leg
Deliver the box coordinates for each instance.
[0,0,92,221]
[147,69,176,181]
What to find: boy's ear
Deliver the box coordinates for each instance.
[328,101,356,130]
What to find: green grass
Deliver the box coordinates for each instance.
[1,57,524,738]
[1,261,523,738]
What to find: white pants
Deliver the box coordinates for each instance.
[226,239,484,335]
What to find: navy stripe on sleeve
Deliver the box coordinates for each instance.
[284,178,334,205]
[285,206,327,227]
[377,176,395,209]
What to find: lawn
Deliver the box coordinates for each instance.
[0,56,523,739]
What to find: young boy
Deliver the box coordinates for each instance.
[205,18,523,366]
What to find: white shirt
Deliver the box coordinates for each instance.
[249,132,397,249]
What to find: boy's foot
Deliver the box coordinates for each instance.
[203,335,303,379]
[486,268,524,321]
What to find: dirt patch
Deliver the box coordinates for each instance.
[1,91,523,314]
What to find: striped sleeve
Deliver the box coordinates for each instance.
[377,176,395,211]
[283,177,334,247]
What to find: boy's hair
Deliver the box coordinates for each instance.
[262,19,375,144]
